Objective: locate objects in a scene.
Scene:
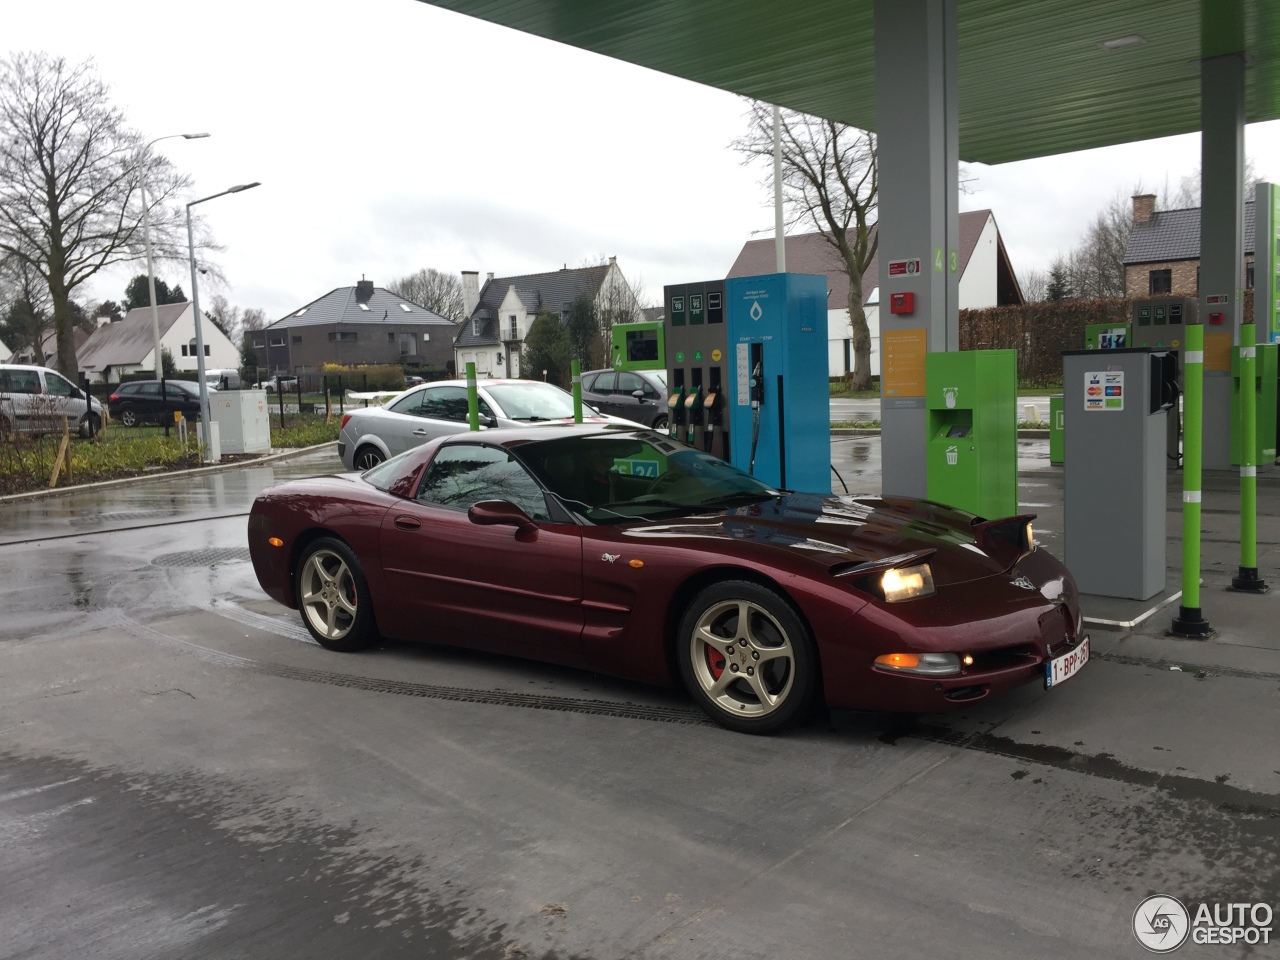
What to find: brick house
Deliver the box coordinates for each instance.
[1123,193,1256,297]
[253,279,458,378]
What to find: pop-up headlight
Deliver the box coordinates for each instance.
[881,563,936,602]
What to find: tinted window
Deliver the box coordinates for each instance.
[2,369,42,394]
[388,391,423,415]
[417,386,493,422]
[45,372,75,396]
[137,382,161,397]
[116,383,141,395]
[417,444,550,520]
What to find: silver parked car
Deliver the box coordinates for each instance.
[0,364,104,439]
[337,378,620,470]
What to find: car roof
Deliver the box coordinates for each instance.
[438,420,655,448]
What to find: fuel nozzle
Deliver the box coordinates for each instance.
[667,386,685,438]
[702,389,719,451]
[683,385,703,443]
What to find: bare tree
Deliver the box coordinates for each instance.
[733,102,878,389]
[387,267,465,322]
[241,307,268,331]
[1167,158,1264,209]
[1060,189,1138,299]
[0,53,209,376]
[1019,268,1048,303]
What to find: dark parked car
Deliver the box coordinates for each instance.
[248,423,1089,734]
[580,368,668,430]
[107,379,204,427]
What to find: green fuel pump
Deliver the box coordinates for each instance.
[667,372,686,440]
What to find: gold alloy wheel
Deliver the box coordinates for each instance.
[299,549,359,641]
[689,599,796,718]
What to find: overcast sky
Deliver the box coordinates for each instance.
[7,0,1280,322]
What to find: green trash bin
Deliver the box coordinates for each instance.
[1049,395,1064,465]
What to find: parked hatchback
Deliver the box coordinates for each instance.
[580,368,668,430]
[337,378,619,470]
[0,364,104,439]
[107,379,204,427]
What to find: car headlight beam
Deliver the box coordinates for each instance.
[881,563,936,602]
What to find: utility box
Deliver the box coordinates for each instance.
[924,351,1017,519]
[611,320,665,372]
[1049,395,1064,465]
[209,388,271,454]
[724,273,830,493]
[1230,342,1278,467]
[1085,323,1131,350]
[1062,348,1175,600]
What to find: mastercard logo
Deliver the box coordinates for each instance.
[1087,386,1103,396]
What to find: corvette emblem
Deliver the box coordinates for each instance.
[1011,576,1036,590]
[601,553,620,564]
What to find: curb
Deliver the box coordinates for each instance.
[0,441,338,505]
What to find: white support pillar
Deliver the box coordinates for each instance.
[874,0,960,498]
[1199,52,1246,470]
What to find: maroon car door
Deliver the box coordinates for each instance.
[377,443,585,660]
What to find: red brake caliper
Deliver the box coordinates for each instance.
[705,645,726,679]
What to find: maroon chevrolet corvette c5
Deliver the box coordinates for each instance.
[247,423,1089,734]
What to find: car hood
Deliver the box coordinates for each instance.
[623,493,1021,587]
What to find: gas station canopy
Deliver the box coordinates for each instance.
[422,0,1280,164]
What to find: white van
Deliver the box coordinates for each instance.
[203,368,242,390]
[0,364,104,438]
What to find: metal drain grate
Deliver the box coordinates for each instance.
[70,511,160,525]
[152,547,253,567]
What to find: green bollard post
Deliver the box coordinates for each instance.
[1170,323,1215,637]
[1231,321,1269,592]
[571,360,583,424]
[466,361,479,431]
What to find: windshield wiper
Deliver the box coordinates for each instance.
[511,415,554,421]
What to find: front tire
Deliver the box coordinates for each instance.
[118,407,139,428]
[652,414,669,432]
[295,537,378,652]
[676,580,819,734]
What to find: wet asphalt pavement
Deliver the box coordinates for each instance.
[1,443,1278,959]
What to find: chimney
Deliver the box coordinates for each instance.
[486,272,494,283]
[462,270,480,319]
[1132,194,1156,225]
[609,256,617,266]
[355,278,374,304]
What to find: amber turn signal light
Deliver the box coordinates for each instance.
[875,653,920,669]
[268,537,284,547]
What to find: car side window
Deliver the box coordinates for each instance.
[616,372,644,396]
[418,386,493,422]
[44,373,74,396]
[4,370,41,394]
[137,383,161,397]
[592,371,617,394]
[389,391,423,416]
[417,444,550,520]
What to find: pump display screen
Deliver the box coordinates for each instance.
[946,425,970,439]
[625,329,659,362]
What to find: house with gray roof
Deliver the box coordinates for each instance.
[455,257,645,378]
[727,210,1022,377]
[252,279,458,377]
[77,302,238,383]
[1123,194,1257,298]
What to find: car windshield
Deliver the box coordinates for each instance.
[515,432,777,524]
[486,382,579,421]
[651,370,667,390]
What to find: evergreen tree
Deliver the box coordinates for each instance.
[1045,260,1074,301]
[520,310,572,387]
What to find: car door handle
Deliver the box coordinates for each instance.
[393,516,421,530]
[412,428,430,436]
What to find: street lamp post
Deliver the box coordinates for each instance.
[140,133,209,398]
[186,182,261,458]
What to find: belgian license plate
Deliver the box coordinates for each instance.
[1045,636,1089,689]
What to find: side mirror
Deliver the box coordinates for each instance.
[468,499,538,537]
[631,389,646,402]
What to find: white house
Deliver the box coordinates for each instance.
[726,211,1024,378]
[454,258,645,378]
[77,302,240,383]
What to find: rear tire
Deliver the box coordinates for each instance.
[295,537,378,652]
[653,415,669,432]
[79,413,102,439]
[353,445,384,470]
[677,580,819,734]
[118,407,139,428]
